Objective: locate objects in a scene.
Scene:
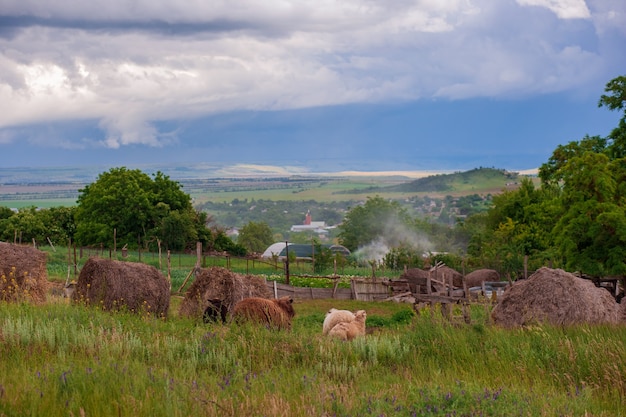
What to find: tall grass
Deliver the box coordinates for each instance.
[1,299,624,416]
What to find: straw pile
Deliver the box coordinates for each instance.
[436,265,464,287]
[178,266,271,319]
[72,257,170,317]
[400,268,444,294]
[0,242,49,303]
[619,299,626,323]
[465,269,501,288]
[491,267,619,327]
[400,265,464,293]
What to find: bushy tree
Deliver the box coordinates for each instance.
[237,221,274,254]
[471,74,626,277]
[0,207,47,244]
[74,167,206,250]
[338,196,410,251]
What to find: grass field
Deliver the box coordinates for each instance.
[1,295,624,416]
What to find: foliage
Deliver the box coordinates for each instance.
[0,206,77,246]
[237,221,274,254]
[311,241,334,273]
[473,74,626,277]
[338,196,411,251]
[211,230,247,256]
[383,246,424,270]
[73,167,213,251]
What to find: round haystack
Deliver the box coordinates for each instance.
[491,267,619,328]
[400,268,445,294]
[619,299,626,323]
[72,257,170,318]
[0,242,49,303]
[178,266,271,319]
[465,269,501,288]
[435,265,464,288]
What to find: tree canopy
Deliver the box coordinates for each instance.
[74,167,207,250]
[479,74,626,277]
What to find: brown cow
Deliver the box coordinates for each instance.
[231,296,295,330]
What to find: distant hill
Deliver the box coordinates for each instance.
[333,167,522,195]
[385,167,519,193]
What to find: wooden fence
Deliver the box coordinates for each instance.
[265,279,391,301]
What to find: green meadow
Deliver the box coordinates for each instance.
[1,295,625,416]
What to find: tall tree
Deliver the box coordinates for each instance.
[338,196,410,251]
[74,167,203,249]
[237,221,274,254]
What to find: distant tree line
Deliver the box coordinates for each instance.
[0,168,245,255]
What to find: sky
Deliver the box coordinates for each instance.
[1,0,625,173]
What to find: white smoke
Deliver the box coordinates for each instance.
[352,214,434,264]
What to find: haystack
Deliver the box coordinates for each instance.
[0,242,48,303]
[619,299,626,323]
[436,265,464,288]
[465,269,501,288]
[491,267,619,328]
[72,257,170,317]
[400,266,463,293]
[400,268,444,294]
[178,267,270,319]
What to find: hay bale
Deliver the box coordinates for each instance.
[619,299,626,323]
[436,265,464,288]
[400,266,463,293]
[72,257,170,317]
[491,267,619,328]
[0,242,49,303]
[465,269,501,288]
[400,268,444,294]
[178,267,271,319]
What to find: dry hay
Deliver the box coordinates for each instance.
[620,299,626,323]
[72,257,170,317]
[400,265,463,293]
[435,265,464,288]
[178,267,270,319]
[491,267,619,328]
[465,269,501,288]
[0,242,48,303]
[400,268,443,294]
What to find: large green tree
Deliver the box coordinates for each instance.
[74,167,205,250]
[237,221,274,254]
[338,196,411,251]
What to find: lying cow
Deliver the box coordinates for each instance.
[231,296,295,330]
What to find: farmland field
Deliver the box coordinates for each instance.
[0,164,530,208]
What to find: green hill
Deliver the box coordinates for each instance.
[383,167,520,193]
[381,168,518,193]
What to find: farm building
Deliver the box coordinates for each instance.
[261,242,350,259]
[290,210,329,234]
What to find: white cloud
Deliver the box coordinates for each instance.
[0,0,622,149]
[516,0,591,19]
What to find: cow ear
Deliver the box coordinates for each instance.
[288,297,293,304]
